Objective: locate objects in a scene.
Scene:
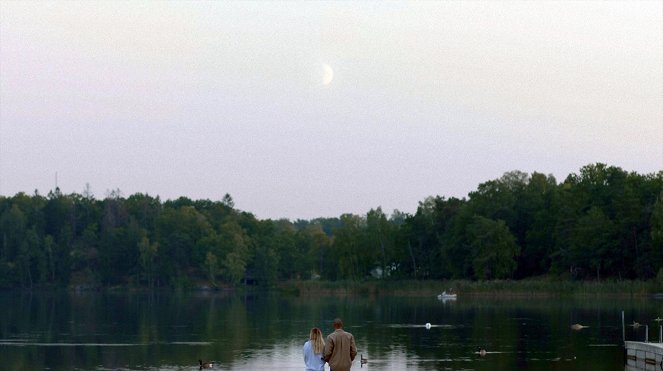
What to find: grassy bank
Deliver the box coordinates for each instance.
[278,278,662,298]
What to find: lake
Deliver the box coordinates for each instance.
[0,290,660,370]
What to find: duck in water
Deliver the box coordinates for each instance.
[199,359,213,369]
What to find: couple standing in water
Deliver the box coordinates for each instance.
[304,318,357,371]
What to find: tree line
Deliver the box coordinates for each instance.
[0,163,661,288]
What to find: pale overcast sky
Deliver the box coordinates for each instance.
[1,1,662,220]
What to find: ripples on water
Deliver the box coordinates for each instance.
[0,291,658,370]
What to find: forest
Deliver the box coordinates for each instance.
[0,163,661,289]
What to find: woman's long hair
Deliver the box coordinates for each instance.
[309,327,325,354]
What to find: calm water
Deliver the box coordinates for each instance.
[0,290,660,371]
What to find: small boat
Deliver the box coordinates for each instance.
[437,291,457,300]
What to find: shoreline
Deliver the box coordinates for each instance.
[2,278,661,297]
[277,279,663,298]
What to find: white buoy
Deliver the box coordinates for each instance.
[425,323,432,329]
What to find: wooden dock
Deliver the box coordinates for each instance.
[625,341,663,371]
[622,310,663,370]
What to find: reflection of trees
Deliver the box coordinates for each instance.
[0,292,646,370]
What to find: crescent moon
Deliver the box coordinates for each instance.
[322,64,334,85]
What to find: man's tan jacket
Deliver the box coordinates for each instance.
[324,328,357,371]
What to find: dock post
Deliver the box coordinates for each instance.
[645,325,649,342]
[622,311,625,342]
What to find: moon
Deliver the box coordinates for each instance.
[322,64,334,85]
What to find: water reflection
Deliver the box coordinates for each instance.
[0,290,659,370]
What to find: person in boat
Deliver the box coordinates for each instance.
[324,318,357,371]
[304,327,326,371]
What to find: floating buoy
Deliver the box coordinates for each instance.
[425,323,432,329]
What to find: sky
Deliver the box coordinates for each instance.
[1,1,662,220]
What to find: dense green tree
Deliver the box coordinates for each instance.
[650,191,663,279]
[466,216,520,280]
[70,223,100,283]
[247,220,280,286]
[298,224,331,279]
[0,204,27,262]
[519,172,558,277]
[218,219,250,285]
[443,205,475,279]
[0,163,659,287]
[365,208,394,279]
[156,205,212,286]
[138,235,158,288]
[404,197,459,279]
[332,213,382,280]
[125,193,161,232]
[569,206,618,280]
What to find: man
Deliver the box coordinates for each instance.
[324,318,357,371]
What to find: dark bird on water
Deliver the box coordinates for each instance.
[199,359,213,369]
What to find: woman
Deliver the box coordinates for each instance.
[303,327,326,371]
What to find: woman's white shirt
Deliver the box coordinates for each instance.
[303,340,325,371]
